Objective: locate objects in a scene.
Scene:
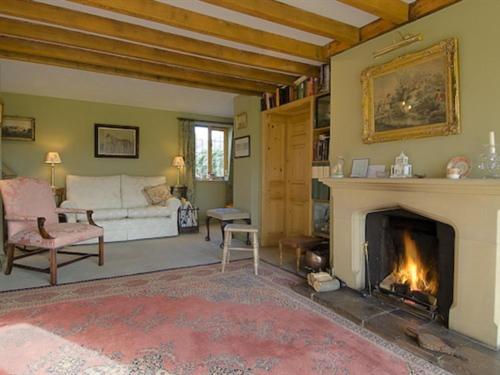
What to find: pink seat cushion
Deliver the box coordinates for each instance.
[10,223,104,249]
[0,177,58,239]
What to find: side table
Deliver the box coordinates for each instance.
[171,185,188,199]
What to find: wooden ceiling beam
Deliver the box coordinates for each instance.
[338,0,409,25]
[200,0,359,45]
[0,17,295,85]
[0,0,319,77]
[0,50,260,96]
[325,0,462,57]
[409,0,462,19]
[68,0,326,61]
[0,36,277,94]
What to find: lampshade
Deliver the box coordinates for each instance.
[45,151,62,164]
[172,155,185,168]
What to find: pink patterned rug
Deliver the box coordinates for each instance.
[0,260,448,374]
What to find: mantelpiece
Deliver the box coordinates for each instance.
[320,177,500,348]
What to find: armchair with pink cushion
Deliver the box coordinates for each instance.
[0,177,104,285]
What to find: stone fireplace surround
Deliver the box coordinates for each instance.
[320,178,500,349]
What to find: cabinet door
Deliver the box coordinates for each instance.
[286,112,312,237]
[261,114,286,246]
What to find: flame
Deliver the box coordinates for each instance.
[392,230,438,296]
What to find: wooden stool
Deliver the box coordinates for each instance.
[221,224,259,275]
[279,236,323,272]
[205,208,251,248]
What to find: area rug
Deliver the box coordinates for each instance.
[0,260,449,375]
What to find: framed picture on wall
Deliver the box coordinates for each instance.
[234,135,250,158]
[2,116,35,141]
[235,112,247,130]
[361,38,460,144]
[94,124,139,158]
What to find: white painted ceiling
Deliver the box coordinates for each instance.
[0,0,415,116]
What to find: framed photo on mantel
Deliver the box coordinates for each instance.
[95,124,139,158]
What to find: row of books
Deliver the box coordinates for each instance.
[312,179,330,201]
[261,64,330,111]
[313,134,330,161]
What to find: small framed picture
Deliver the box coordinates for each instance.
[95,124,139,158]
[367,164,387,178]
[235,112,247,130]
[351,158,369,178]
[2,116,35,141]
[234,135,250,158]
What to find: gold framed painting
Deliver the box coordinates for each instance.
[2,116,36,141]
[361,38,460,144]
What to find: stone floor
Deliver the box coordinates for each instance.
[287,279,500,375]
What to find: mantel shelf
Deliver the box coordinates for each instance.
[319,177,500,196]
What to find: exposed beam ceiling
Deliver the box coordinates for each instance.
[0,50,257,97]
[0,36,277,94]
[200,0,359,44]
[0,0,463,95]
[0,17,295,86]
[0,0,319,77]
[325,0,462,57]
[68,0,326,61]
[338,0,409,25]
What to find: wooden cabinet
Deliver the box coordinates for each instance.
[261,96,314,246]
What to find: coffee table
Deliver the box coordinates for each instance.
[205,208,251,248]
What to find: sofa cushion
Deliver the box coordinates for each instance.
[144,183,172,205]
[66,175,121,209]
[77,208,128,222]
[121,175,166,208]
[127,206,173,219]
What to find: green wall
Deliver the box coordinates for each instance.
[331,0,499,178]
[1,92,231,219]
[233,95,262,229]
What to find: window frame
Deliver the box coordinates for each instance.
[195,124,229,182]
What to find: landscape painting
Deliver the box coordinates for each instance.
[95,124,139,158]
[2,116,35,141]
[362,38,460,144]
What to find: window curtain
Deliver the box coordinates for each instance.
[225,127,234,206]
[178,119,196,203]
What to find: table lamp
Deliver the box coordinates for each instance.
[172,155,185,186]
[45,151,62,189]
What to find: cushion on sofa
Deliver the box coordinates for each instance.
[127,206,173,219]
[144,183,172,205]
[121,175,166,208]
[66,175,122,209]
[77,208,128,222]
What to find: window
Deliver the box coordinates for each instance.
[195,125,229,181]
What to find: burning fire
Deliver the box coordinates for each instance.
[392,230,438,296]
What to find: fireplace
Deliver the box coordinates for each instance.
[320,177,500,347]
[365,209,455,325]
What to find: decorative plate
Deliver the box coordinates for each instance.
[446,156,472,178]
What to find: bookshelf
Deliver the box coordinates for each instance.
[261,64,330,111]
[311,93,331,239]
[260,90,331,245]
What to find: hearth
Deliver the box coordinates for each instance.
[365,209,455,325]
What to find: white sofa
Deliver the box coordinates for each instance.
[61,175,181,243]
